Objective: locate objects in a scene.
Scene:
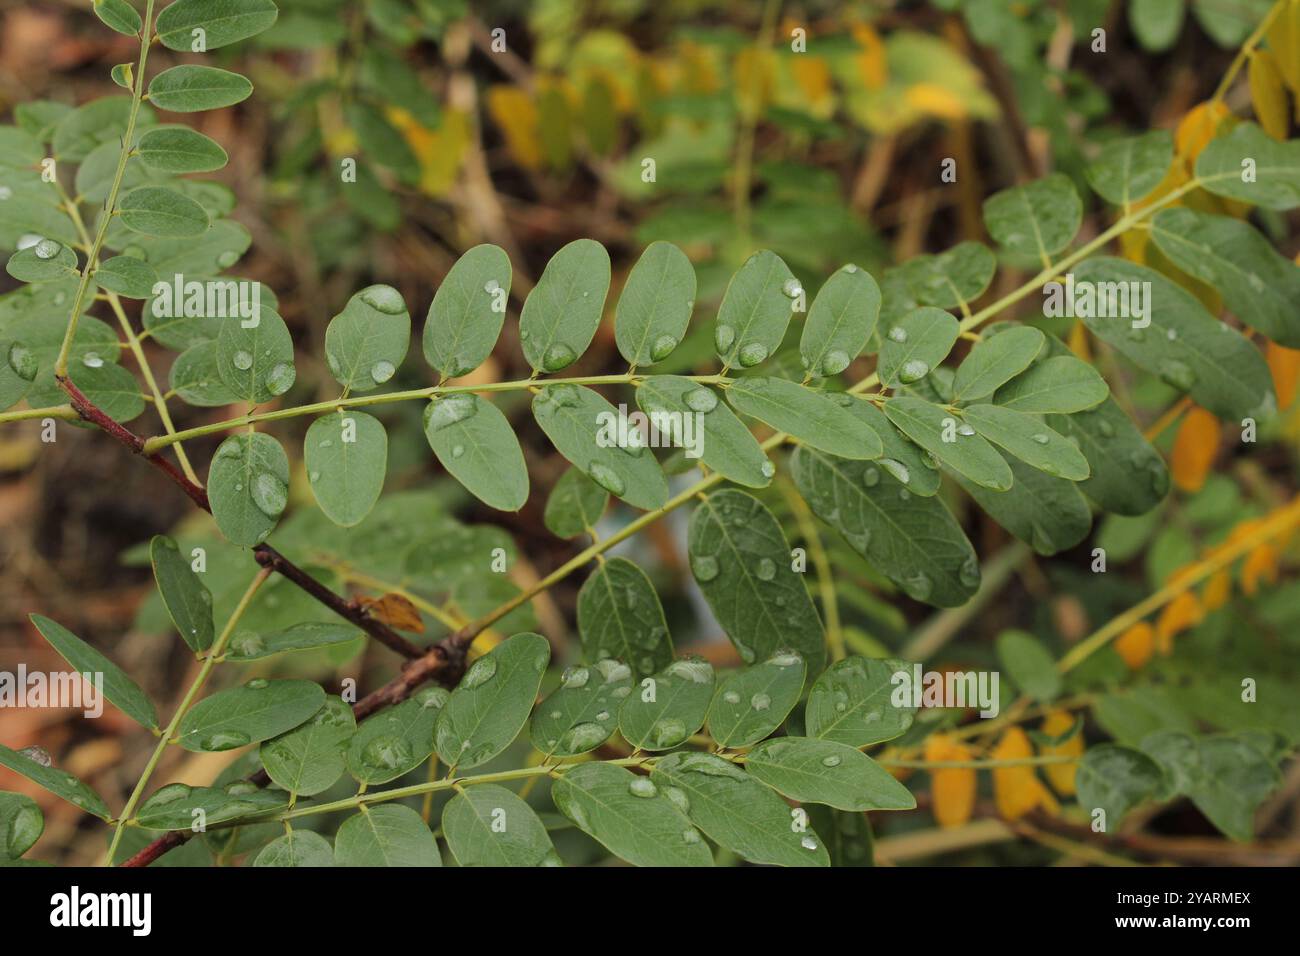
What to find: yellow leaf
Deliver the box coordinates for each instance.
[408,109,469,197]
[356,593,425,633]
[734,48,775,119]
[1202,568,1233,611]
[991,727,1058,821]
[1170,406,1220,493]
[1266,0,1300,94]
[904,82,968,121]
[486,86,542,171]
[1241,543,1280,595]
[925,734,976,828]
[1115,621,1155,670]
[1266,340,1300,409]
[1040,710,1083,796]
[1155,591,1203,654]
[791,56,834,110]
[1175,101,1231,164]
[1250,50,1290,140]
[1067,320,1091,362]
[851,22,888,90]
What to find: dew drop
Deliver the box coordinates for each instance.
[216,250,239,269]
[862,465,880,487]
[232,350,254,371]
[81,351,104,369]
[887,326,908,343]
[628,776,658,799]
[425,394,477,430]
[201,731,251,752]
[359,284,406,314]
[542,343,575,371]
[684,386,718,413]
[755,557,776,581]
[8,343,37,381]
[898,359,929,384]
[820,349,851,376]
[33,239,61,260]
[691,554,719,582]
[266,362,295,396]
[361,734,413,771]
[462,655,497,689]
[370,360,396,384]
[1031,433,1050,445]
[722,691,742,705]
[738,343,769,367]
[561,665,590,689]
[714,324,735,353]
[821,754,842,767]
[879,458,910,485]
[801,835,819,850]
[650,717,688,748]
[751,692,771,711]
[588,462,625,496]
[251,472,288,518]
[18,745,52,767]
[650,335,677,361]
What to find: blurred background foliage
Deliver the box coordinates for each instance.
[2,0,1298,865]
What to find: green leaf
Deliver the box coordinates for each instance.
[29,614,158,729]
[0,792,43,860]
[551,762,713,866]
[260,696,355,797]
[519,238,610,372]
[532,383,669,510]
[877,307,960,388]
[543,466,608,538]
[1051,399,1168,515]
[725,377,882,460]
[688,490,827,672]
[135,782,285,830]
[707,651,807,748]
[898,242,995,308]
[1086,130,1174,204]
[6,240,78,282]
[135,219,251,277]
[1197,122,1300,209]
[1072,258,1274,420]
[960,404,1089,480]
[215,306,295,404]
[423,395,528,512]
[422,244,510,378]
[615,241,697,367]
[93,0,142,36]
[992,354,1108,413]
[955,453,1093,554]
[883,396,1012,491]
[1192,0,1273,47]
[1075,744,1163,829]
[618,658,715,751]
[63,361,146,423]
[806,805,874,867]
[176,678,324,752]
[744,737,915,811]
[150,535,214,652]
[208,432,290,546]
[576,558,673,678]
[52,95,154,163]
[636,376,773,488]
[157,0,280,51]
[0,745,111,820]
[713,249,798,369]
[170,340,240,407]
[136,126,229,173]
[839,397,941,495]
[443,784,557,867]
[799,264,880,377]
[148,65,254,113]
[1150,207,1300,347]
[791,445,981,607]
[347,689,447,785]
[529,659,634,757]
[344,101,418,182]
[253,830,333,867]
[983,174,1082,261]
[1141,732,1280,841]
[805,656,916,747]
[305,411,388,527]
[94,255,157,298]
[995,629,1062,701]
[952,326,1044,402]
[652,752,829,867]
[335,805,441,866]
[0,339,33,413]
[1128,0,1185,52]
[324,285,409,392]
[434,633,549,770]
[119,186,210,237]
[225,622,361,661]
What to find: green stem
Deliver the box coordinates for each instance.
[53,0,157,378]
[141,373,731,453]
[1212,0,1283,103]
[102,568,271,866]
[879,754,1077,770]
[0,405,80,424]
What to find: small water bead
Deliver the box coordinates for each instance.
[650,335,678,361]
[359,284,406,315]
[684,386,718,413]
[760,460,776,479]
[18,745,52,767]
[904,570,934,601]
[483,279,500,293]
[782,278,803,298]
[769,650,802,667]
[751,692,771,711]
[714,325,736,352]
[879,458,910,485]
[265,362,295,396]
[596,659,632,683]
[665,787,691,814]
[414,687,448,710]
[8,344,37,381]
[462,655,497,689]
[887,326,908,343]
[426,394,477,430]
[33,238,61,260]
[1158,359,1196,391]
[230,632,265,657]
[842,263,859,273]
[81,352,104,369]
[362,734,412,770]
[682,828,702,845]
[897,359,929,384]
[1096,418,1116,438]
[628,776,658,799]
[862,465,880,488]
[370,360,396,384]
[216,249,240,269]
[561,665,590,689]
[755,557,776,581]
[202,730,251,751]
[587,462,625,496]
[0,185,11,201]
[232,350,254,371]
[560,723,607,752]
[820,349,851,376]
[691,553,719,582]
[898,488,911,501]
[1030,433,1050,445]
[738,343,769,367]
[251,472,288,518]
[801,835,819,851]
[668,658,713,684]
[447,444,464,460]
[650,717,688,748]
[722,691,742,705]
[541,343,575,371]
[246,678,269,689]
[821,754,842,768]
[16,234,42,251]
